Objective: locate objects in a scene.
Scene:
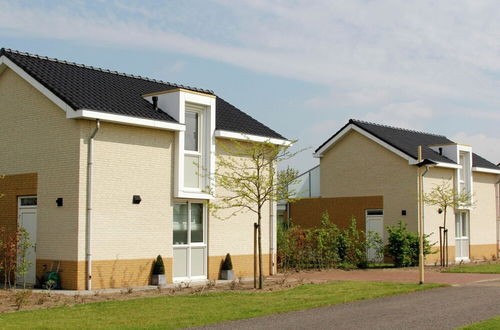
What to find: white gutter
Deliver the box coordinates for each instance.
[214,130,291,146]
[86,119,100,291]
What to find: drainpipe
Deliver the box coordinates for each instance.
[496,177,500,258]
[86,120,100,291]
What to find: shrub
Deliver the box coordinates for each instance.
[153,255,165,275]
[385,221,433,267]
[277,213,383,271]
[222,253,233,271]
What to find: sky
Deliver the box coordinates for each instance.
[1,0,500,172]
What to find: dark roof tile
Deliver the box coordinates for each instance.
[316,119,499,170]
[1,48,285,140]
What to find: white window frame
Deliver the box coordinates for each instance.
[183,104,205,192]
[173,200,208,281]
[18,196,38,208]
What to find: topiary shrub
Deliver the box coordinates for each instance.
[385,221,433,267]
[222,253,233,271]
[153,255,165,275]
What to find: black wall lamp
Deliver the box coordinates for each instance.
[401,210,407,216]
[56,198,63,207]
[132,195,142,204]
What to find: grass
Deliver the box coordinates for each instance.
[443,263,500,274]
[461,316,500,329]
[0,281,441,329]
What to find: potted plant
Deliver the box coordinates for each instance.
[220,253,234,280]
[151,255,166,286]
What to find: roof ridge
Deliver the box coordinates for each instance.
[2,48,215,95]
[349,119,447,138]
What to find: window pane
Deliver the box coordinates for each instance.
[185,111,198,151]
[191,203,204,243]
[455,214,461,238]
[462,213,468,237]
[20,197,37,206]
[184,154,200,188]
[173,204,188,244]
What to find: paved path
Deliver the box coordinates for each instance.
[279,268,500,285]
[197,280,500,330]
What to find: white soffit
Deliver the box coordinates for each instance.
[214,130,291,146]
[0,56,185,132]
[472,167,500,174]
[68,109,185,131]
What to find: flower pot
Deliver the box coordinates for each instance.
[151,274,166,286]
[220,269,234,280]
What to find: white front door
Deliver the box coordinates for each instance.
[17,196,38,286]
[173,202,207,281]
[455,211,470,261]
[366,209,384,263]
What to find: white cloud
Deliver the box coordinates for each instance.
[452,132,500,164]
[364,102,433,129]
[2,0,500,170]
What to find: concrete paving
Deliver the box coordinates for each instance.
[277,268,500,286]
[196,280,500,330]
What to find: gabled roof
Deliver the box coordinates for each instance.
[315,119,499,171]
[0,48,285,140]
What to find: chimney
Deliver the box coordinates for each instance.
[152,96,158,111]
[439,147,443,155]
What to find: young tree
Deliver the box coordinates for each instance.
[210,138,301,289]
[424,180,474,266]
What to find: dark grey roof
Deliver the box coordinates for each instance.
[316,119,499,170]
[0,48,285,140]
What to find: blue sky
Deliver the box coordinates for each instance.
[1,0,500,171]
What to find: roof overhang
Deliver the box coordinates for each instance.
[314,123,417,164]
[314,123,461,169]
[0,55,74,113]
[67,109,185,131]
[472,167,500,175]
[215,130,291,146]
[1,55,185,132]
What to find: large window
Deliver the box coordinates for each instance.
[184,105,203,189]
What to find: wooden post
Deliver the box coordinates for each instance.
[254,222,258,289]
[418,145,425,284]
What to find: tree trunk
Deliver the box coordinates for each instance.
[258,209,263,289]
[443,208,447,267]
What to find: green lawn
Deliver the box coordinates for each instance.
[444,263,500,274]
[461,316,500,329]
[0,281,441,329]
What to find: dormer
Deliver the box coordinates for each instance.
[143,88,216,199]
[429,143,473,203]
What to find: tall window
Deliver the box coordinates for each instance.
[458,153,466,193]
[184,105,203,189]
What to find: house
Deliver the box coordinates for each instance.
[293,119,500,264]
[0,48,288,290]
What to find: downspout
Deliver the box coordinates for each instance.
[496,177,500,258]
[86,119,100,291]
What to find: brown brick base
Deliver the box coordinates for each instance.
[208,254,271,280]
[426,244,498,265]
[37,258,173,290]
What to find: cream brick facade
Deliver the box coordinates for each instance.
[319,129,499,262]
[320,130,418,233]
[210,140,273,265]
[0,67,274,288]
[0,68,81,261]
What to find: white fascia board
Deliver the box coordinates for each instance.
[434,162,462,169]
[0,55,73,113]
[214,130,291,146]
[176,191,215,200]
[472,167,500,174]
[68,109,185,131]
[314,124,414,164]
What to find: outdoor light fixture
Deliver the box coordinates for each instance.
[438,208,443,214]
[132,195,142,204]
[56,198,63,207]
[401,210,407,216]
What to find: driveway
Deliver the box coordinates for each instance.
[196,280,500,330]
[278,267,500,285]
